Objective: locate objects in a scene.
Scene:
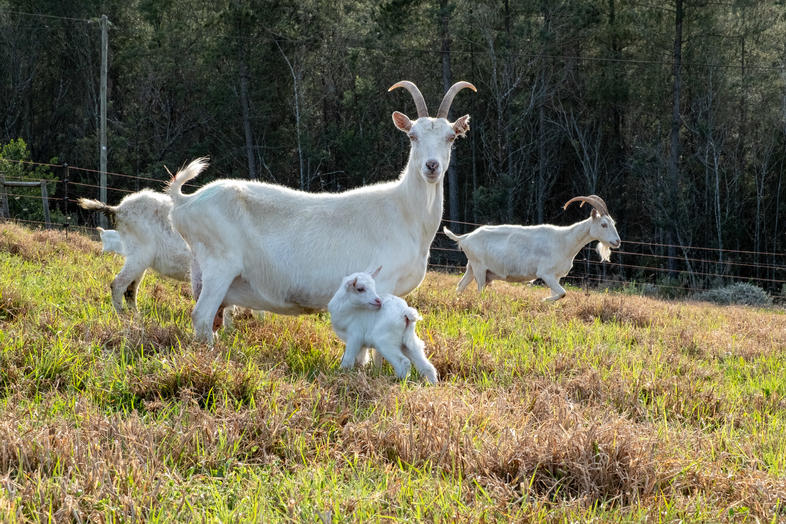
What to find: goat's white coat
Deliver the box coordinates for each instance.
[444,209,621,301]
[168,108,471,344]
[97,227,125,256]
[328,271,438,384]
[80,190,191,312]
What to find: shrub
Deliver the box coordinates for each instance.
[693,282,773,307]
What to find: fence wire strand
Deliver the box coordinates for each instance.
[2,158,785,300]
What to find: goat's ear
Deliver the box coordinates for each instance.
[370,266,382,279]
[452,115,471,137]
[346,277,358,291]
[392,111,412,132]
[97,227,104,233]
[591,209,600,219]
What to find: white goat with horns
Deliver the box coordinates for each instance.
[167,80,476,344]
[443,195,621,301]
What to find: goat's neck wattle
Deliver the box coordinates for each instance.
[399,158,444,247]
[562,218,594,260]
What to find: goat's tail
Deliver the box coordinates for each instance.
[166,157,210,205]
[77,198,116,221]
[402,307,422,348]
[442,226,463,243]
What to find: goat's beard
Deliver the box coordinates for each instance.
[596,242,612,262]
[426,183,436,211]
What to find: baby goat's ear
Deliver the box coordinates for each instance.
[346,277,358,291]
[370,266,382,279]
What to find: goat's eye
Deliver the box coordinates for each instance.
[408,134,417,142]
[356,287,365,293]
[602,223,608,228]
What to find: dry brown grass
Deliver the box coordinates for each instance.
[2,226,786,520]
[76,318,188,355]
[0,284,29,322]
[0,222,100,262]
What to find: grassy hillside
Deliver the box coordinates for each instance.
[0,222,784,522]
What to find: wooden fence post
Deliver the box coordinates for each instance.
[0,174,8,219]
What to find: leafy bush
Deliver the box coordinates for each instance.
[0,138,61,225]
[693,282,773,307]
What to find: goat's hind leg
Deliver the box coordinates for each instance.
[540,275,567,302]
[111,261,147,313]
[456,262,475,293]
[191,266,237,345]
[400,340,438,384]
[373,342,412,380]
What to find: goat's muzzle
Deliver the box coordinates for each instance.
[423,160,441,182]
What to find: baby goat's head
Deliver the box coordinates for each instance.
[340,267,383,310]
[389,81,476,185]
[563,195,621,262]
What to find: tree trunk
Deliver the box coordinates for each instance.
[276,40,305,190]
[440,0,460,232]
[239,62,257,180]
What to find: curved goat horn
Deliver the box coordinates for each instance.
[388,81,429,119]
[436,81,477,119]
[563,194,609,216]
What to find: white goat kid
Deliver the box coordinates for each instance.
[444,195,621,301]
[167,80,475,344]
[96,227,125,256]
[328,268,438,384]
[79,190,192,312]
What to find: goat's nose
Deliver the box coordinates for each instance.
[425,160,439,173]
[374,298,382,308]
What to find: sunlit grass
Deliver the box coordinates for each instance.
[1,223,785,521]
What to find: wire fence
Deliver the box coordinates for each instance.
[1,157,784,301]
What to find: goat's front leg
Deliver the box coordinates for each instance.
[539,275,567,302]
[340,335,364,369]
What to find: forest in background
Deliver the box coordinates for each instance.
[1,0,784,291]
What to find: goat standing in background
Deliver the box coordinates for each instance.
[79,191,192,312]
[167,80,476,344]
[444,195,621,301]
[96,227,126,256]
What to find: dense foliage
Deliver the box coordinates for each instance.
[0,1,784,288]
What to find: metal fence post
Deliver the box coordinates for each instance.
[40,180,50,228]
[63,163,70,235]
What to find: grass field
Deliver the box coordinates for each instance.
[0,222,785,522]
